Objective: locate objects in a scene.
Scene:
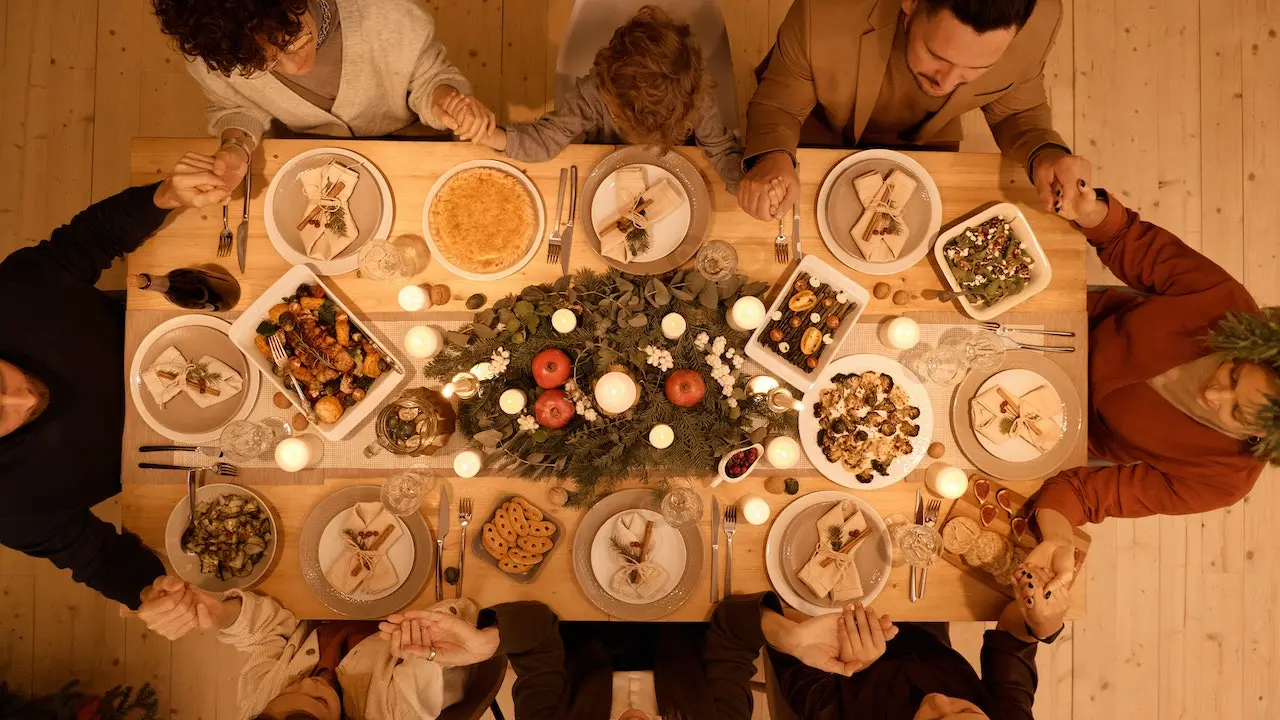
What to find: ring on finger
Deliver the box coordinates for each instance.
[427,648,437,662]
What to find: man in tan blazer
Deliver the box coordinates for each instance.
[738,0,1091,221]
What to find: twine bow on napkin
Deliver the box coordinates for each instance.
[325,502,403,597]
[143,349,244,408]
[608,512,669,600]
[971,384,1064,453]
[850,169,918,263]
[297,162,361,261]
[797,501,867,603]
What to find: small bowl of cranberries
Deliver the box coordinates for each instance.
[712,443,764,487]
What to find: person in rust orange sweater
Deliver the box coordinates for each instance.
[1026,181,1277,590]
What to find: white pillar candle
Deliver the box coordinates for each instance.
[398,284,428,312]
[660,313,687,340]
[926,463,969,500]
[442,372,479,400]
[453,450,483,478]
[727,296,766,332]
[740,495,772,525]
[403,325,442,359]
[594,371,639,415]
[275,435,322,472]
[649,423,674,449]
[499,388,527,415]
[551,308,578,334]
[765,436,800,469]
[878,316,921,350]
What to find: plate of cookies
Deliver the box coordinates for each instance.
[471,494,562,582]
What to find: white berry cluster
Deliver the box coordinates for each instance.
[698,334,743,404]
[486,347,511,377]
[516,414,539,432]
[641,345,674,371]
[564,378,599,423]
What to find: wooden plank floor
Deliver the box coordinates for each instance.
[1,1,1277,717]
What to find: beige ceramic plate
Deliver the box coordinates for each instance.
[779,500,892,609]
[264,147,394,275]
[580,147,711,274]
[164,482,278,595]
[129,315,259,443]
[951,350,1083,481]
[572,489,703,620]
[299,485,434,619]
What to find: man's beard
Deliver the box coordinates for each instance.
[19,369,50,426]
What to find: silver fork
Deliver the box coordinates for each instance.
[977,321,1076,338]
[918,499,942,599]
[217,206,233,257]
[138,462,240,477]
[268,333,319,423]
[774,216,789,264]
[723,504,738,596]
[456,498,472,598]
[547,168,567,264]
[977,322,1075,353]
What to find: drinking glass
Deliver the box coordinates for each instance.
[694,239,738,282]
[882,512,912,567]
[219,420,275,463]
[921,341,965,384]
[660,482,704,528]
[963,332,1006,371]
[380,470,434,516]
[358,240,411,281]
[893,523,943,568]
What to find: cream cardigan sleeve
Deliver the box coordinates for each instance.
[385,1,473,130]
[184,60,273,149]
[217,590,314,720]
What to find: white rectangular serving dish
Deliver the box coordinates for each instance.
[932,202,1052,321]
[745,254,871,392]
[227,265,407,441]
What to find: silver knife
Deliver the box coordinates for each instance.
[791,202,802,259]
[710,495,720,603]
[910,488,923,602]
[236,156,251,274]
[560,165,577,277]
[436,486,449,601]
[139,444,225,458]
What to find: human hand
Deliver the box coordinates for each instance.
[125,576,202,640]
[1050,179,1108,229]
[434,87,498,144]
[737,152,798,221]
[1031,148,1092,214]
[154,153,233,210]
[1024,538,1076,590]
[766,604,895,676]
[212,143,250,190]
[835,604,895,674]
[378,610,499,666]
[1012,561,1071,639]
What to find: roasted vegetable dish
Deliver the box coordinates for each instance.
[813,371,922,483]
[758,272,858,373]
[253,283,390,424]
[942,215,1033,308]
[181,494,273,580]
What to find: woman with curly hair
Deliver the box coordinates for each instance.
[457,5,743,191]
[152,0,490,189]
[1020,182,1279,595]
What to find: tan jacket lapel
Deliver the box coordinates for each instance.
[846,0,900,142]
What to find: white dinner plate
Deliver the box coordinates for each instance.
[316,506,415,602]
[590,509,686,605]
[589,164,691,264]
[799,354,934,490]
[263,147,395,275]
[765,491,891,615]
[165,482,278,595]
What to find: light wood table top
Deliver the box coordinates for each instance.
[123,138,1088,621]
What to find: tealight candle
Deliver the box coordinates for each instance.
[499,388,527,415]
[403,325,442,359]
[398,284,428,312]
[765,436,800,469]
[649,423,674,449]
[727,296,766,332]
[740,495,772,526]
[551,308,578,334]
[878,316,921,350]
[594,371,639,415]
[453,450,483,478]
[275,435,322,472]
[661,313,687,340]
[442,372,479,400]
[926,463,969,500]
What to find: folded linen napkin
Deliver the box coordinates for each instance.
[608,511,669,600]
[850,169,917,262]
[324,502,403,597]
[970,384,1064,453]
[298,162,361,261]
[598,176,684,263]
[182,355,244,408]
[143,346,189,407]
[797,501,867,601]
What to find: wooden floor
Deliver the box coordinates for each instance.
[2,1,1278,718]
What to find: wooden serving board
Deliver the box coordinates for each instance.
[936,476,1091,598]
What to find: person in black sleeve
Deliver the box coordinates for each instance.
[0,154,231,609]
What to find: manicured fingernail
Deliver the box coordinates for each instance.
[1027,583,1034,590]
[1026,598,1034,606]
[1054,188,1062,197]
[1054,202,1061,212]
[1045,590,1053,598]
[1078,179,1086,187]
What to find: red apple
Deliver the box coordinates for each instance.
[532,348,572,388]
[534,389,575,429]
[664,369,706,408]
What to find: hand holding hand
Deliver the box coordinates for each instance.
[378,610,498,666]
[737,152,798,221]
[1012,561,1071,640]
[433,87,498,144]
[1049,179,1108,229]
[212,144,250,190]
[1031,148,1092,214]
[154,153,233,209]
[835,604,895,675]
[126,576,201,640]
[771,604,895,677]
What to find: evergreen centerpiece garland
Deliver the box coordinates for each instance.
[424,268,798,507]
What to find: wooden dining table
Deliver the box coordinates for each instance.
[121,138,1089,622]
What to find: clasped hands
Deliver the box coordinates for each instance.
[377,610,500,666]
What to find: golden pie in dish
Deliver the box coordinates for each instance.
[428,168,536,275]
